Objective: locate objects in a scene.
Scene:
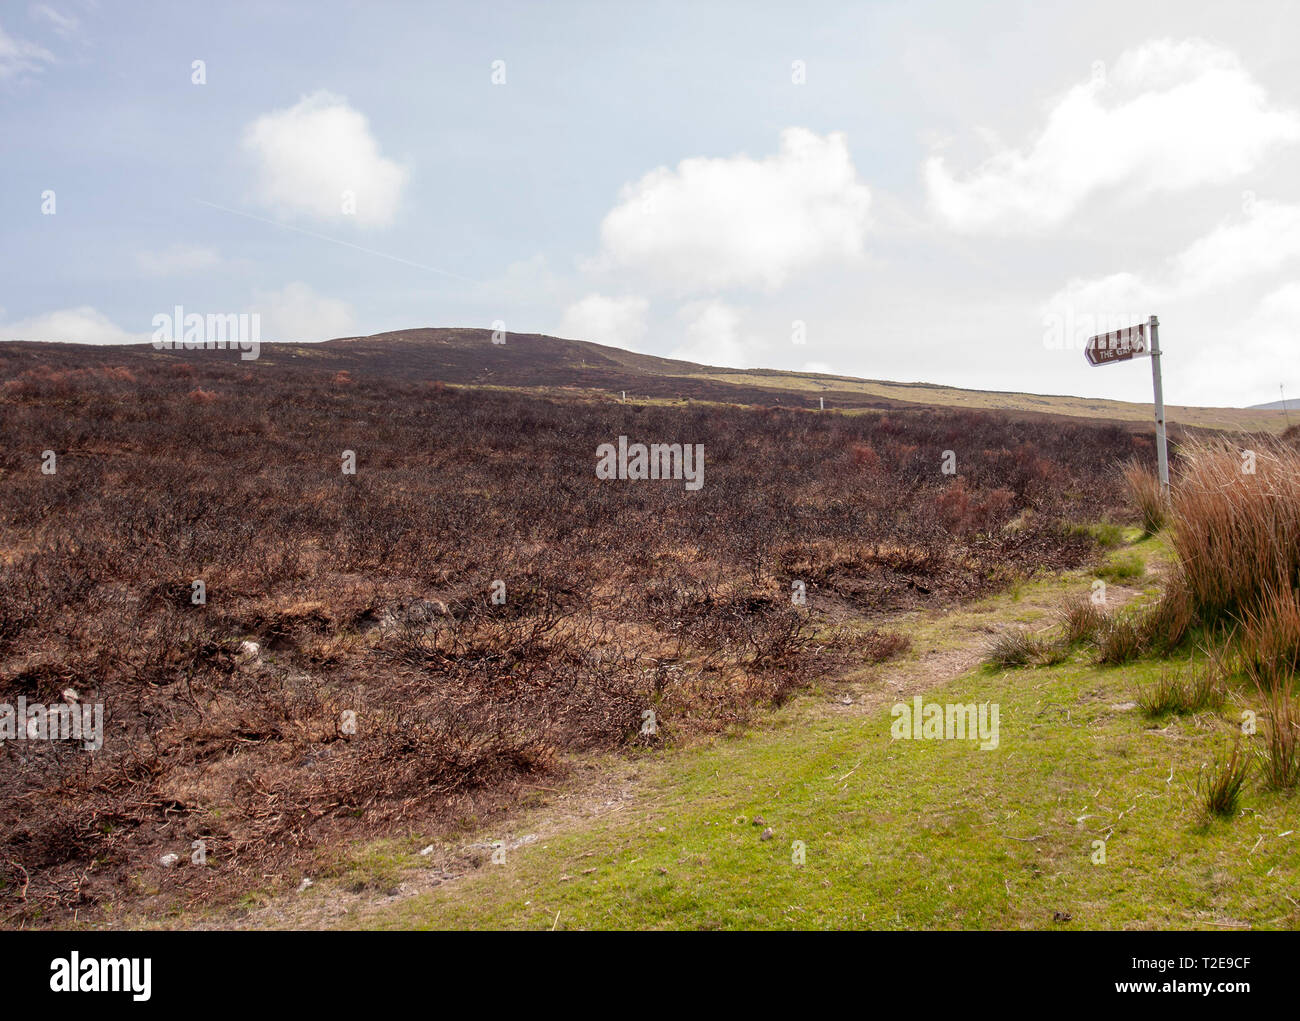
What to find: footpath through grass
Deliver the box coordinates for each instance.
[293,532,1300,930]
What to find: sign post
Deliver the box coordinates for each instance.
[1084,317,1169,494]
[1148,316,1168,494]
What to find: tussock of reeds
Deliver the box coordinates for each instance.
[1169,441,1300,625]
[1200,738,1251,818]
[1122,459,1167,536]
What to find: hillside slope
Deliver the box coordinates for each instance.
[0,328,1288,432]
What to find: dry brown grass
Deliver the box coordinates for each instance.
[862,628,911,663]
[1240,585,1300,689]
[1122,458,1167,536]
[1253,665,1300,791]
[1169,440,1300,624]
[1057,594,1107,646]
[1094,614,1147,665]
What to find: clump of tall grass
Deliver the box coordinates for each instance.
[1139,570,1196,653]
[1094,614,1147,665]
[1169,440,1300,625]
[1083,571,1198,665]
[1057,594,1106,646]
[986,626,1064,668]
[1136,664,1225,718]
[1199,739,1251,818]
[1122,459,1167,536]
[1239,586,1300,690]
[1252,665,1300,791]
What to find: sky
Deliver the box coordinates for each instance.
[2,0,1298,407]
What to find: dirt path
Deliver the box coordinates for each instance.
[194,557,1159,930]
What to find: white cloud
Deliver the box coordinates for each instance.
[29,5,78,38]
[242,91,408,227]
[252,281,355,342]
[136,244,223,277]
[670,301,749,367]
[1040,194,1300,404]
[0,20,55,79]
[1184,281,1300,405]
[1041,271,1156,351]
[557,293,649,349]
[1,306,146,345]
[926,39,1300,232]
[0,286,353,348]
[593,128,871,291]
[1171,199,1300,293]
[1044,198,1300,327]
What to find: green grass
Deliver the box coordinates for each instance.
[1068,521,1129,549]
[355,649,1296,930]
[1096,551,1146,583]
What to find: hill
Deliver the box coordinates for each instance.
[0,328,1288,433]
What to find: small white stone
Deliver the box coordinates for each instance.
[297,877,314,892]
[159,853,180,868]
[62,688,79,704]
[238,640,260,658]
[419,845,435,856]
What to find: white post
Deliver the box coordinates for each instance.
[819,396,824,410]
[1149,315,1169,494]
[621,391,626,402]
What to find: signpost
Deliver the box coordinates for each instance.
[1085,316,1168,493]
